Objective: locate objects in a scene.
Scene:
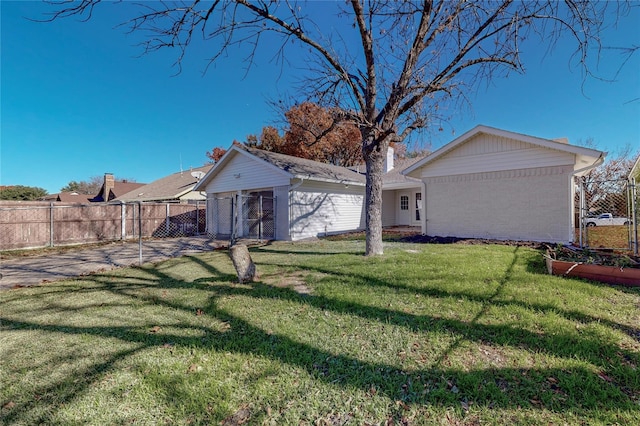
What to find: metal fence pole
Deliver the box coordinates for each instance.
[578,178,583,248]
[49,202,54,247]
[121,202,126,240]
[230,195,237,246]
[196,201,200,236]
[138,202,143,265]
[165,203,170,237]
[632,178,638,256]
[259,195,263,241]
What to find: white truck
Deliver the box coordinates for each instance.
[585,213,631,227]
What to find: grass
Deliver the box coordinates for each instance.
[1,239,639,425]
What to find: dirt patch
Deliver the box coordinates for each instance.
[263,271,314,295]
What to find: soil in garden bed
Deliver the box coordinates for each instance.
[544,245,640,269]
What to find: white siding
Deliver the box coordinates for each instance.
[382,190,397,226]
[290,181,365,240]
[424,166,574,243]
[421,134,576,178]
[204,153,289,194]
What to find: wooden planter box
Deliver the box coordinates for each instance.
[545,256,640,287]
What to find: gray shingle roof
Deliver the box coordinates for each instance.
[239,145,367,185]
[195,144,426,191]
[115,164,213,202]
[381,156,424,186]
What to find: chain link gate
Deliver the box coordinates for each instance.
[206,194,275,244]
[577,177,637,254]
[206,196,234,241]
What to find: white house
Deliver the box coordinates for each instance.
[403,125,605,243]
[193,144,423,240]
[195,125,604,243]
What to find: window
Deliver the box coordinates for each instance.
[400,195,409,210]
[415,193,422,221]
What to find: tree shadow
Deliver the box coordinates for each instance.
[1,248,638,424]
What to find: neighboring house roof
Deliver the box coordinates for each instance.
[90,180,146,202]
[115,165,213,202]
[403,125,605,177]
[41,192,92,203]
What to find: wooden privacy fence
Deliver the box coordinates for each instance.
[0,201,206,251]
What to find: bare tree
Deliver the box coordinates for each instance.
[581,146,638,216]
[60,176,106,195]
[46,0,632,255]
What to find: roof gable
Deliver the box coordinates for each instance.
[195,145,367,190]
[403,125,605,177]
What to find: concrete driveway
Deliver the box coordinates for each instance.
[0,237,225,290]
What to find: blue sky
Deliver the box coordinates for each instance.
[2,1,639,194]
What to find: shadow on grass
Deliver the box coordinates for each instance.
[1,247,638,424]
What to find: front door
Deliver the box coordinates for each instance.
[398,192,411,225]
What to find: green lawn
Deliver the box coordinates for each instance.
[1,240,638,425]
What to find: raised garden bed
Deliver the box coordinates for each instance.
[544,245,640,287]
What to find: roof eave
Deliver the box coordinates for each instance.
[382,181,422,190]
[292,174,365,187]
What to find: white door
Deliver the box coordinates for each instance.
[398,192,411,225]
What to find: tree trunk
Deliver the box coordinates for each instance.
[364,148,386,256]
[229,243,257,283]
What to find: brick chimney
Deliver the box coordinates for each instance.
[102,173,115,201]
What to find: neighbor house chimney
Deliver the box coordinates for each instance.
[384,146,395,173]
[103,173,115,202]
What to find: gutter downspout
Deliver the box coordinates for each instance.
[571,153,605,246]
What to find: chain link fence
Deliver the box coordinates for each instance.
[577,177,638,254]
[206,194,275,244]
[0,201,206,251]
